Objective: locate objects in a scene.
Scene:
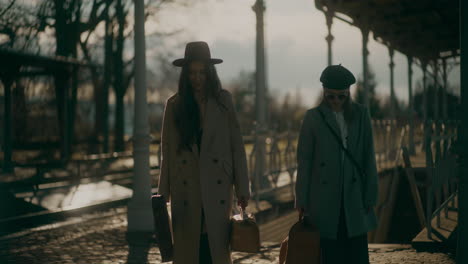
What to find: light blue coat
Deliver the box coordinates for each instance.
[295,103,378,239]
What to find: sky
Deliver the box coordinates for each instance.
[150,0,460,107]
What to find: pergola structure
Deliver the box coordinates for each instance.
[316,0,459,61]
[315,0,460,154]
[0,48,97,173]
[314,1,466,262]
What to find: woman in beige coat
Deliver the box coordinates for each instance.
[158,41,251,264]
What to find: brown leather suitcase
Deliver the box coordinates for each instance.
[151,195,173,262]
[279,236,289,264]
[230,210,261,253]
[279,220,320,264]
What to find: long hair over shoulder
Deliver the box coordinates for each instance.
[174,63,225,151]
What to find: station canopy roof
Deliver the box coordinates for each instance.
[315,0,460,61]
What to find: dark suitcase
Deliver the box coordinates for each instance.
[279,220,320,264]
[230,210,260,253]
[151,195,173,262]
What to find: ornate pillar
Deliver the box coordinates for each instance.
[457,0,468,261]
[127,0,153,233]
[253,0,267,127]
[442,58,448,119]
[407,56,415,154]
[0,72,14,173]
[325,8,334,66]
[433,61,440,120]
[421,61,428,121]
[361,26,370,107]
[389,47,396,118]
[252,0,268,191]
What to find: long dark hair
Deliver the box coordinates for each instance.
[174,62,225,151]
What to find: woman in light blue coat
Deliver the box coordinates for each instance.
[295,65,379,264]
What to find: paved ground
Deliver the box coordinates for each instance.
[0,206,455,264]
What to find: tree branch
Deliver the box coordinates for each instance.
[0,0,16,18]
[79,0,107,34]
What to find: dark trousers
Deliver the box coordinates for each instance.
[321,201,370,264]
[199,233,212,264]
[199,209,212,264]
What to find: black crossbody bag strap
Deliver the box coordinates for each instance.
[317,109,367,179]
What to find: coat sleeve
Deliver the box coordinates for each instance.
[224,91,250,200]
[295,110,315,209]
[158,98,172,201]
[362,107,379,208]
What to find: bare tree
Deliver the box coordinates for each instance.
[0,0,16,18]
[108,0,191,151]
[2,0,197,155]
[0,0,44,51]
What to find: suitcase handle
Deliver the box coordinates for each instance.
[240,207,248,220]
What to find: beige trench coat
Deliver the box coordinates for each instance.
[158,89,251,264]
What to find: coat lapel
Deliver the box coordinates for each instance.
[346,103,360,151]
[189,97,220,158]
[318,104,342,139]
[199,97,218,157]
[318,103,361,150]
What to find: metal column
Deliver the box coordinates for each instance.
[127,0,153,233]
[325,8,334,66]
[433,61,440,120]
[252,0,268,193]
[1,75,13,173]
[389,47,396,118]
[61,69,71,162]
[253,0,267,127]
[407,56,415,154]
[361,26,370,108]
[422,61,428,121]
[457,0,468,262]
[442,59,448,120]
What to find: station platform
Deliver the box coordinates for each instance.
[0,206,455,264]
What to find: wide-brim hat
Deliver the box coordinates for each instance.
[320,64,356,90]
[172,41,223,67]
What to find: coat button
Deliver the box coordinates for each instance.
[182,159,187,164]
[217,180,222,184]
[321,180,328,184]
[184,200,188,206]
[213,158,219,163]
[320,162,325,167]
[220,200,225,205]
[183,180,187,185]
[352,178,357,183]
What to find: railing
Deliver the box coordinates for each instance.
[247,127,298,209]
[373,120,405,171]
[6,116,459,240]
[402,119,459,241]
[246,119,417,211]
[3,151,160,200]
[374,123,407,216]
[423,120,459,240]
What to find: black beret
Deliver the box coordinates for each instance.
[320,64,356,90]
